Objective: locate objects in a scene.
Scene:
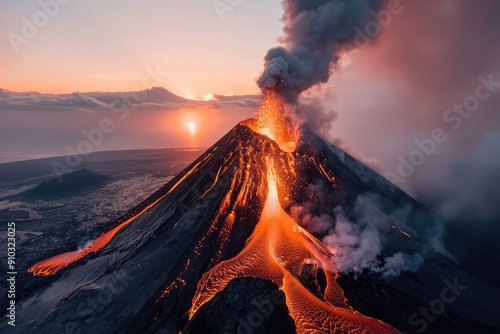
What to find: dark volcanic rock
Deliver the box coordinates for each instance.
[183,277,296,334]
[19,168,107,200]
[3,123,499,334]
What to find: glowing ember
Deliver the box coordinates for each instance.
[242,90,298,152]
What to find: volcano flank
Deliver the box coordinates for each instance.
[9,117,500,334]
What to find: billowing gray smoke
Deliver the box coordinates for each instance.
[257,0,384,102]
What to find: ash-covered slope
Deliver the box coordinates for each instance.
[6,124,278,333]
[4,122,499,334]
[296,133,500,333]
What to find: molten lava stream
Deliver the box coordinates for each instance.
[28,219,132,276]
[28,160,203,277]
[241,91,298,152]
[190,169,399,333]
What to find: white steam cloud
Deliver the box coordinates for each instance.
[293,189,426,278]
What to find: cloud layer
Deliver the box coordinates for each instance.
[0,87,261,113]
[0,87,260,163]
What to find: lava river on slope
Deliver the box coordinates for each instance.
[24,92,401,333]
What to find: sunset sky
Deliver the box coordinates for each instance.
[0,0,283,97]
[1,0,500,221]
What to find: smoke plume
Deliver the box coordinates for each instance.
[323,194,425,277]
[257,0,384,102]
[291,184,428,278]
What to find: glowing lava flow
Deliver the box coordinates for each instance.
[28,89,401,332]
[187,92,398,333]
[242,90,298,152]
[189,165,398,333]
[28,160,203,276]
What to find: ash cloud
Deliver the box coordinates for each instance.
[256,0,386,169]
[257,0,384,102]
[323,194,425,277]
[292,185,428,278]
[292,100,338,140]
[320,0,500,283]
[374,252,424,278]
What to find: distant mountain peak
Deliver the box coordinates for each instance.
[141,86,189,103]
[20,168,107,200]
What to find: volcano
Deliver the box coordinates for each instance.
[9,95,500,334]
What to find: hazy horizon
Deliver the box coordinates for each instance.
[2,0,500,223]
